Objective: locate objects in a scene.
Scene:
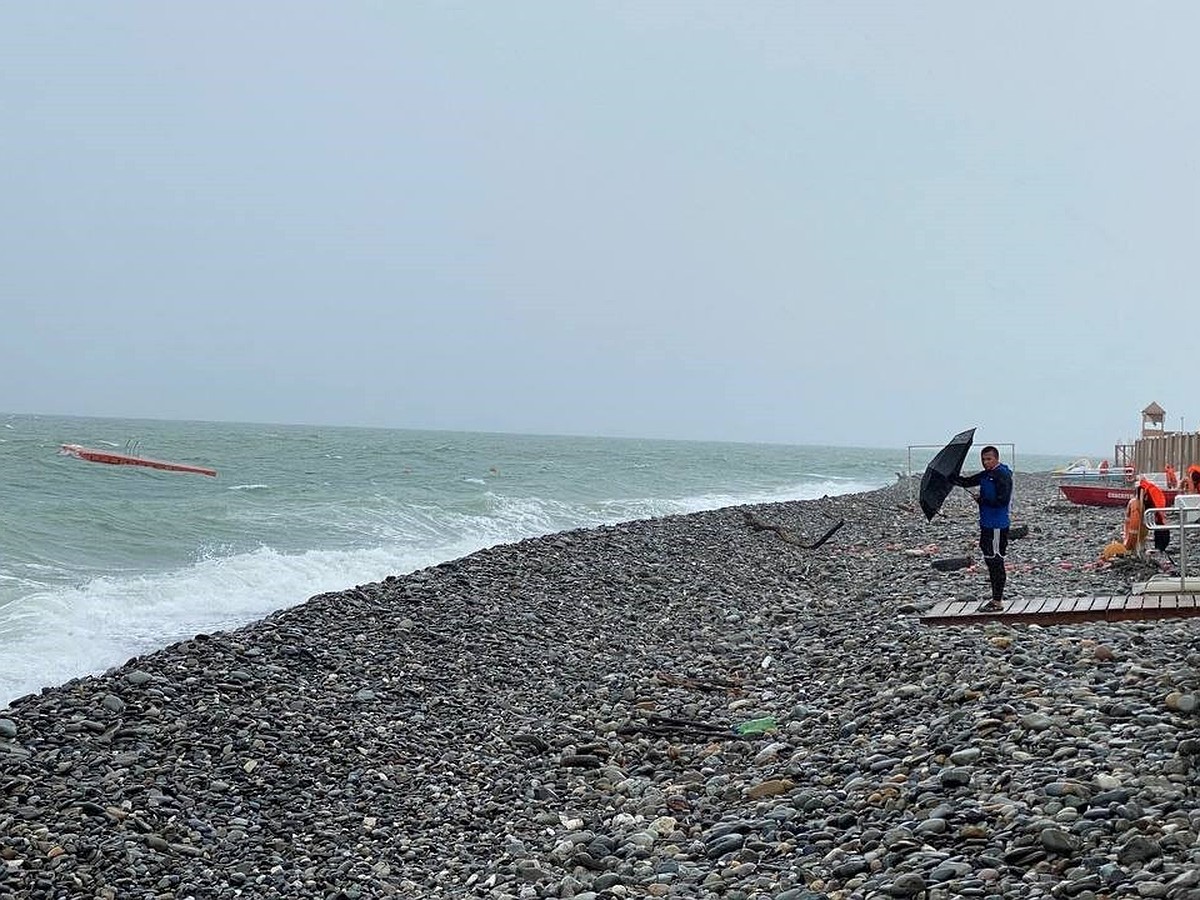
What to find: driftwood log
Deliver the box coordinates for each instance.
[741,511,845,549]
[931,556,972,572]
[616,714,738,741]
[654,671,744,693]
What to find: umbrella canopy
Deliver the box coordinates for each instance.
[920,427,976,521]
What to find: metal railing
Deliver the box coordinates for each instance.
[1143,494,1200,591]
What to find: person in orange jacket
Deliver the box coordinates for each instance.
[1165,464,1178,489]
[1141,478,1170,552]
[1187,464,1200,495]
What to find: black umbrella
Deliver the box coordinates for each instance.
[920,427,976,521]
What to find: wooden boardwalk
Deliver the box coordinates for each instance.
[921,593,1200,626]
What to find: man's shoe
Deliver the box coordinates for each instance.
[977,599,1004,613]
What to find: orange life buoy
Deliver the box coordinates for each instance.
[1124,494,1146,551]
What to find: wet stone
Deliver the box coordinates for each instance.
[939,768,972,789]
[929,860,972,882]
[887,873,927,896]
[1117,835,1161,865]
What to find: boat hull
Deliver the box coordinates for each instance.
[1058,482,1178,508]
[61,444,217,477]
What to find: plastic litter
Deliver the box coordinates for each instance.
[734,716,778,736]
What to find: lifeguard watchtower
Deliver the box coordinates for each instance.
[1142,401,1167,438]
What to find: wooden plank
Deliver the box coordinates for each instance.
[1057,597,1083,614]
[1043,597,1066,614]
[1013,597,1037,614]
[921,591,1200,625]
[1090,595,1115,612]
[921,600,972,622]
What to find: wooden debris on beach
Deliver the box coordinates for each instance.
[653,671,744,693]
[741,511,845,549]
[617,714,737,741]
[931,556,973,572]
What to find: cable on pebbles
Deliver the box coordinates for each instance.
[1,473,1197,899]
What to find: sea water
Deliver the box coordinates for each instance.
[0,414,1068,707]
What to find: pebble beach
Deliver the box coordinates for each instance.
[2,472,1198,900]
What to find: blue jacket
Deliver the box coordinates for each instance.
[955,463,1013,529]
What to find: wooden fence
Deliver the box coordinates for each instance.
[1134,434,1200,474]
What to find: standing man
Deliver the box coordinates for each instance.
[953,445,1013,612]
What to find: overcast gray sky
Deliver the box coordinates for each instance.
[3,3,1195,455]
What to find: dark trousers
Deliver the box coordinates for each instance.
[979,526,1010,602]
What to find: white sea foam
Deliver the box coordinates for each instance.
[667,478,880,514]
[0,539,500,707]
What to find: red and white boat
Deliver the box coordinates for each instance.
[1056,481,1179,508]
[1052,461,1175,507]
[60,443,217,477]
